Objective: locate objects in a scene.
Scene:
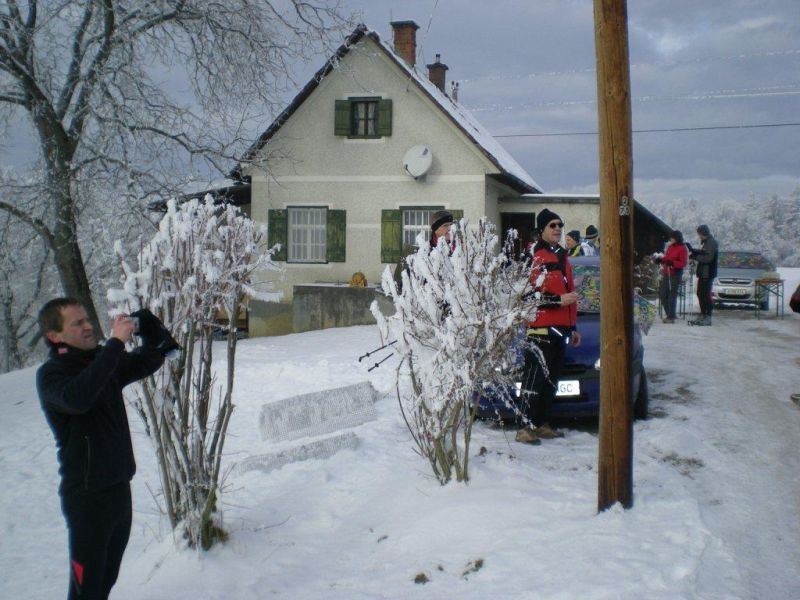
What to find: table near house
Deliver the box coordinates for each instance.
[754,278,785,319]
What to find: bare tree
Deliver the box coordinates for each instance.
[0,209,54,371]
[0,0,350,334]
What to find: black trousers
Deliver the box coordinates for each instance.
[520,331,567,427]
[697,277,714,316]
[61,482,132,600]
[659,273,682,320]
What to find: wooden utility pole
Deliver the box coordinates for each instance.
[594,0,635,510]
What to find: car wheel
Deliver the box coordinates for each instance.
[634,366,649,420]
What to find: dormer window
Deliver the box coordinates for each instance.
[335,97,392,138]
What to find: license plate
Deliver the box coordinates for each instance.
[556,380,580,397]
[723,287,748,296]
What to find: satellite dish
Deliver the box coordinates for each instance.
[403,145,433,180]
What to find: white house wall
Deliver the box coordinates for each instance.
[245,37,507,334]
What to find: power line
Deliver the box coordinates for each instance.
[493,121,800,138]
[466,84,800,113]
[458,49,800,85]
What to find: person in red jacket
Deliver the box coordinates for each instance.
[516,208,581,444]
[656,230,689,323]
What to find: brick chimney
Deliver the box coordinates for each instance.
[391,20,419,67]
[426,54,449,93]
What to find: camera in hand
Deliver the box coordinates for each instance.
[128,308,180,358]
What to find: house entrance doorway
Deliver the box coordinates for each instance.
[500,212,536,258]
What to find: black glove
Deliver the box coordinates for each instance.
[129,308,181,357]
[664,259,672,267]
[653,256,663,264]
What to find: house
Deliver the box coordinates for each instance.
[231,21,669,337]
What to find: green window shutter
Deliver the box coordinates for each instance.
[326,209,346,263]
[381,209,402,263]
[267,209,287,262]
[334,100,350,136]
[377,99,392,136]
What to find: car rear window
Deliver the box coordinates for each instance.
[718,252,773,270]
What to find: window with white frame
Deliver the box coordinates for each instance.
[402,208,439,247]
[288,207,327,262]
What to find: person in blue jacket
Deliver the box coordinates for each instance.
[37,298,166,600]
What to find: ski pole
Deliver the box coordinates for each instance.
[358,340,397,362]
[367,353,394,372]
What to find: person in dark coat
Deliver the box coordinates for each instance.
[687,224,719,326]
[517,209,581,444]
[429,209,455,253]
[37,298,165,600]
[565,230,584,257]
[583,224,599,256]
[656,230,689,323]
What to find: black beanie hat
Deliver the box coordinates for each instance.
[536,208,562,232]
[697,224,711,237]
[585,225,599,240]
[430,210,454,232]
[671,229,684,244]
[566,230,581,243]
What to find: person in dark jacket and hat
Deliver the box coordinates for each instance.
[517,209,581,444]
[429,209,455,253]
[583,224,599,256]
[687,224,719,325]
[565,230,584,257]
[37,298,166,600]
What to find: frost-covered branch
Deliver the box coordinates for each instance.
[109,196,282,549]
[372,219,539,484]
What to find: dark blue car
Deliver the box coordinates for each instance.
[476,256,650,421]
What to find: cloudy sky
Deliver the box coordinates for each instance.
[2,1,796,207]
[339,0,799,204]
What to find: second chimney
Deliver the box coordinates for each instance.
[391,20,419,67]
[427,54,449,93]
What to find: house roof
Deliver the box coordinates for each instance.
[147,182,252,212]
[231,24,542,194]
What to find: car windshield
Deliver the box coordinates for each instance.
[718,251,773,270]
[573,264,601,314]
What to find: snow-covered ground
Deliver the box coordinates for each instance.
[2,269,799,600]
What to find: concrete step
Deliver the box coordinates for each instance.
[235,431,360,475]
[258,381,377,443]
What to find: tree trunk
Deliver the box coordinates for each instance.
[51,196,103,336]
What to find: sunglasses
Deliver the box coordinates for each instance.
[548,222,565,229]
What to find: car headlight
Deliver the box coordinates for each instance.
[594,357,601,370]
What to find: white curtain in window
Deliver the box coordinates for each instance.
[289,207,327,262]
[403,209,436,247]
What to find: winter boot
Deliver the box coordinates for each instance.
[515,428,542,445]
[533,424,565,439]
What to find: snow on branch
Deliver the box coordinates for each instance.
[372,218,539,484]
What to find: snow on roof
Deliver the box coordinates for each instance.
[235,24,542,194]
[369,31,542,193]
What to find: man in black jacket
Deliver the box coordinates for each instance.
[37,298,165,600]
[687,224,719,326]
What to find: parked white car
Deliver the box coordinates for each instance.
[712,251,775,310]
